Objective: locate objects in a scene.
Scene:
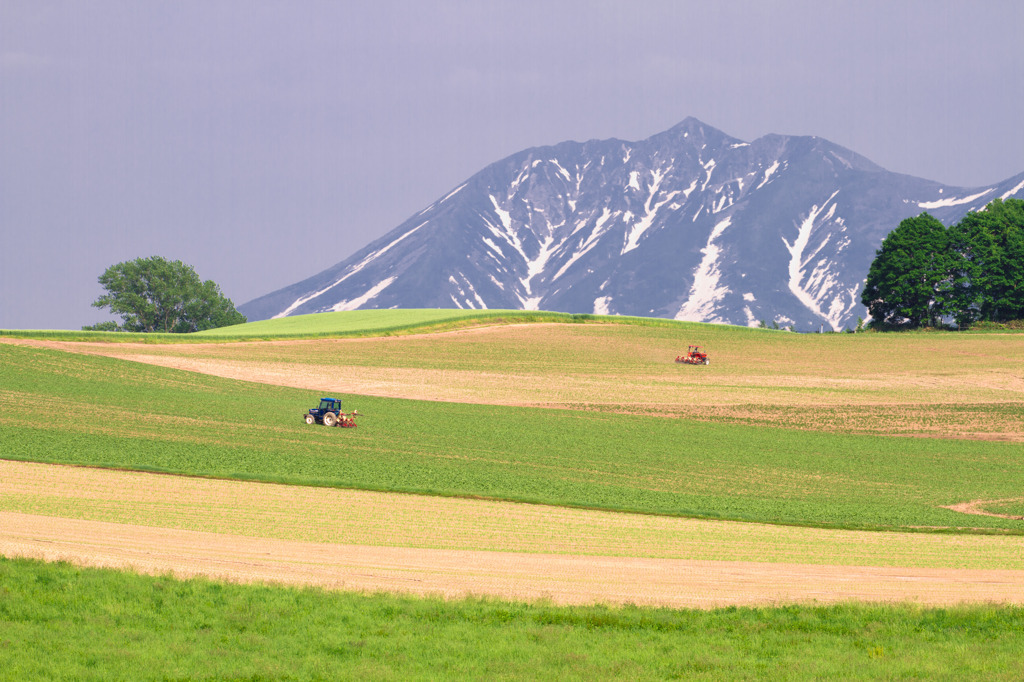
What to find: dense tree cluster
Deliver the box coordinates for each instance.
[85,256,246,333]
[861,199,1024,329]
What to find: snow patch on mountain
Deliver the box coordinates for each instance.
[489,195,513,230]
[757,160,781,189]
[593,296,612,315]
[449,273,488,309]
[332,277,396,312]
[521,234,557,302]
[272,220,428,318]
[554,208,616,280]
[701,158,716,191]
[622,168,679,254]
[783,192,843,329]
[675,217,733,322]
[1002,178,1024,200]
[918,188,994,209]
[681,177,698,199]
[550,159,571,182]
[440,184,466,204]
[482,236,505,259]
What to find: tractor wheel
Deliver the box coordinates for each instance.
[704,358,710,365]
[323,412,337,427]
[304,414,315,425]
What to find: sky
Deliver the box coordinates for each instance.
[2,0,1023,330]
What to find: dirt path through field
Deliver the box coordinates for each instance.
[3,461,1024,607]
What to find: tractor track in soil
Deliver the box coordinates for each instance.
[3,335,1024,607]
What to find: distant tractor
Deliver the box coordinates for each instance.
[304,397,358,428]
[676,345,710,365]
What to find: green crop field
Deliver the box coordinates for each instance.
[2,310,1024,679]
[2,340,1023,532]
[34,309,1024,440]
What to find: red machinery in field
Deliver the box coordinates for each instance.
[676,345,710,365]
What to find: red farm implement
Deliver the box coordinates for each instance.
[676,345,710,365]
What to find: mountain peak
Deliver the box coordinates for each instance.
[240,120,1024,330]
[661,116,727,139]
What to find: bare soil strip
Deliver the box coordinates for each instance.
[945,499,1024,520]
[3,461,1024,607]
[5,512,1023,608]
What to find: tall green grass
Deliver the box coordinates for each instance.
[3,342,1022,533]
[1,557,1022,681]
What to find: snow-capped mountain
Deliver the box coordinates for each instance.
[240,118,1024,330]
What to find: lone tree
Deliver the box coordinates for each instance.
[85,256,246,332]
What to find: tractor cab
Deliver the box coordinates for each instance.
[318,398,342,413]
[306,397,343,424]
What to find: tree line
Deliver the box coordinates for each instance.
[861,198,1024,329]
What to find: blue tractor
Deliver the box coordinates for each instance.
[304,397,358,428]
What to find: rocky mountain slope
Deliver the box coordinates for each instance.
[241,118,1024,330]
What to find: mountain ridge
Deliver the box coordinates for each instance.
[240,118,1024,330]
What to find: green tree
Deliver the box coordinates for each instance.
[948,198,1024,322]
[861,213,954,328]
[85,256,246,332]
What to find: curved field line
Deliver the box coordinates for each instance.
[3,461,1024,607]
[945,499,1024,520]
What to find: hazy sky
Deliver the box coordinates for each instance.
[2,0,1023,329]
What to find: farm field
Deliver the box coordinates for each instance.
[15,317,1024,440]
[4,458,1024,609]
[2,311,1024,678]
[3,336,1024,532]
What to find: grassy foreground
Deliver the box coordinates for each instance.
[2,557,1022,681]
[3,342,1023,532]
